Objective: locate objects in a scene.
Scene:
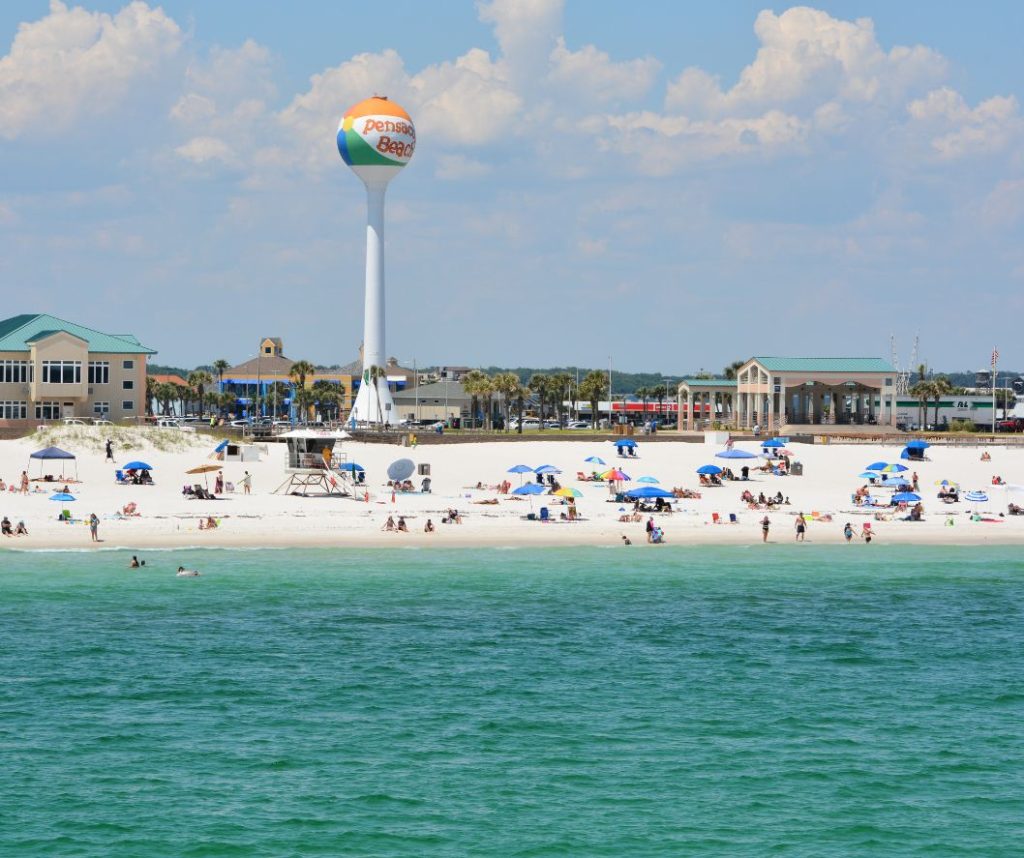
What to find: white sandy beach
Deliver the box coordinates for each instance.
[0,427,1022,551]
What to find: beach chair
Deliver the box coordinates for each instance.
[539,507,550,522]
[115,470,125,483]
[728,513,738,524]
[711,512,721,524]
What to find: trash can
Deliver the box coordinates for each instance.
[418,463,431,476]
[790,461,803,476]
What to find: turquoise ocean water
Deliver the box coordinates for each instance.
[1,546,1022,856]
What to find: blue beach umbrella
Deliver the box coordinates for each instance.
[507,464,533,474]
[49,492,76,502]
[636,476,660,484]
[625,486,674,499]
[881,477,911,487]
[336,462,365,472]
[963,491,988,503]
[866,461,888,472]
[612,438,637,448]
[716,449,757,459]
[584,456,606,465]
[858,472,881,479]
[761,438,787,448]
[893,492,921,503]
[122,461,153,471]
[696,464,723,475]
[906,439,930,449]
[882,463,909,473]
[513,483,545,496]
[534,465,561,475]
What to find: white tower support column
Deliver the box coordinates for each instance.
[351,183,396,426]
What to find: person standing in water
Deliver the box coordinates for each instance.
[89,513,100,542]
[760,515,770,542]
[794,512,807,542]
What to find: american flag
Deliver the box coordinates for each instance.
[992,347,999,368]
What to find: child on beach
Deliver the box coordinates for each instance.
[843,522,854,542]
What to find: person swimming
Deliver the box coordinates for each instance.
[176,566,200,577]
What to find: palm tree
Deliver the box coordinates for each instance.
[145,375,158,417]
[288,360,316,422]
[462,369,489,429]
[218,391,236,418]
[155,382,175,416]
[312,379,344,422]
[635,386,650,426]
[549,372,573,427]
[292,387,316,424]
[212,359,230,391]
[492,372,521,431]
[365,365,388,429]
[479,375,496,430]
[651,383,668,426]
[724,360,746,380]
[513,381,530,433]
[529,373,551,430]
[187,371,213,418]
[931,375,954,429]
[264,381,290,419]
[917,363,928,383]
[909,380,931,430]
[578,370,609,429]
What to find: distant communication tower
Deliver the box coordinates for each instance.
[891,334,918,396]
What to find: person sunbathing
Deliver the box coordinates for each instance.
[1,516,11,536]
[397,516,408,532]
[1008,503,1023,516]
[424,519,435,532]
[14,521,27,536]
[980,451,991,461]
[381,515,396,532]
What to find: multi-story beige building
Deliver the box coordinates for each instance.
[0,313,155,425]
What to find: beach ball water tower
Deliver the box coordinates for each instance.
[337,96,416,426]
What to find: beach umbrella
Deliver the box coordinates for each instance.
[866,461,888,472]
[893,492,921,503]
[907,439,930,449]
[881,463,908,473]
[612,439,637,448]
[963,491,988,504]
[881,476,911,487]
[186,462,221,489]
[934,479,958,487]
[122,461,153,471]
[534,465,561,475]
[625,486,674,499]
[554,487,582,498]
[49,492,76,502]
[507,464,533,474]
[509,483,544,497]
[696,464,722,475]
[602,468,631,481]
[716,449,757,459]
[858,472,881,479]
[387,459,416,482]
[636,476,660,484]
[584,456,606,465]
[336,462,366,472]
[761,438,786,448]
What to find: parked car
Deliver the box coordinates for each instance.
[229,419,250,428]
[997,417,1024,432]
[156,418,196,432]
[509,418,541,430]
[91,418,114,426]
[61,417,89,425]
[566,420,590,429]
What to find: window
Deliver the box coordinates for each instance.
[0,360,31,383]
[884,378,893,387]
[93,401,110,415]
[88,362,110,384]
[122,360,134,370]
[0,401,27,419]
[41,361,82,384]
[122,379,134,390]
[35,401,61,420]
[121,400,135,412]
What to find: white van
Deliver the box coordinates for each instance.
[155,418,196,433]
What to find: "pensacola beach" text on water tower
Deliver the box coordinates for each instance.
[337,96,416,426]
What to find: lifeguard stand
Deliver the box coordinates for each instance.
[273,430,354,496]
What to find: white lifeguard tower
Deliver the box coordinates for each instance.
[273,429,356,496]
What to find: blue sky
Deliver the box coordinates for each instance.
[1,2,1022,373]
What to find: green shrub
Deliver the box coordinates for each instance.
[949,419,977,433]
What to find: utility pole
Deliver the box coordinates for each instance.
[608,356,613,425]
[992,347,999,432]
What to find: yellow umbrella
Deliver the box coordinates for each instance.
[554,487,582,498]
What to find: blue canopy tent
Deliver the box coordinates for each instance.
[625,486,674,499]
[716,449,757,459]
[29,446,78,480]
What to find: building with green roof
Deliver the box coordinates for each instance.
[0,314,156,424]
[734,356,897,431]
